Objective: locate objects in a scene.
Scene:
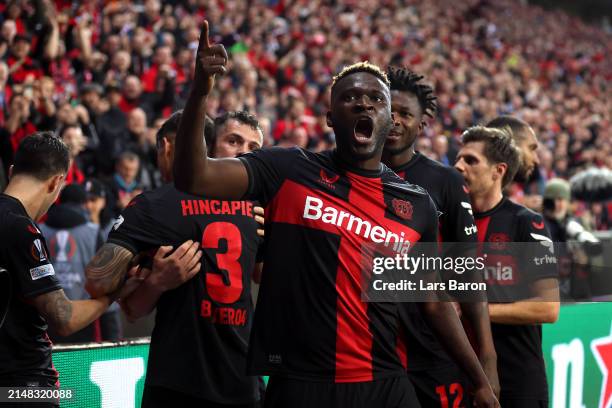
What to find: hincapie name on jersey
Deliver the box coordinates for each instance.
[181,199,254,217]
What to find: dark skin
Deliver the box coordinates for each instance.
[382,88,500,397]
[382,90,423,166]
[173,20,498,408]
[326,72,393,170]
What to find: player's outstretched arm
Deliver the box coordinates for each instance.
[420,302,500,408]
[120,241,202,320]
[33,269,146,336]
[459,302,499,398]
[32,289,112,337]
[488,278,559,324]
[85,243,135,298]
[173,20,249,199]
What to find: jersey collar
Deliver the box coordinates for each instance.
[474,197,508,219]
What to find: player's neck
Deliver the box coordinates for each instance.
[471,188,504,214]
[383,145,416,169]
[4,179,48,221]
[336,150,383,172]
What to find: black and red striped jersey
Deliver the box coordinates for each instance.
[238,147,438,383]
[107,184,262,404]
[474,197,557,400]
[392,152,477,371]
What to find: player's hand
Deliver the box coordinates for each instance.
[481,357,500,399]
[254,206,265,237]
[194,20,228,95]
[110,264,151,301]
[472,385,500,408]
[149,240,203,291]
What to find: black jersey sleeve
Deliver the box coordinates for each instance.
[517,208,559,281]
[238,147,299,205]
[442,169,477,243]
[107,194,161,254]
[7,217,61,298]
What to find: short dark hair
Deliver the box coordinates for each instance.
[157,110,215,151]
[156,110,183,147]
[12,132,70,181]
[386,66,437,126]
[486,116,532,143]
[208,111,262,151]
[461,126,520,188]
[331,61,390,94]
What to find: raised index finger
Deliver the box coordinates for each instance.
[199,20,211,50]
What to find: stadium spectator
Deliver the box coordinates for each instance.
[40,183,125,343]
[106,151,143,218]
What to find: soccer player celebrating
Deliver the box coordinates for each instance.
[172,21,499,408]
[382,66,499,406]
[86,109,265,408]
[0,133,152,402]
[454,126,559,408]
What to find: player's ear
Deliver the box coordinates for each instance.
[495,162,507,182]
[48,173,64,194]
[326,111,333,128]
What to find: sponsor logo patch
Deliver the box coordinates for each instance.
[30,264,55,280]
[318,169,340,189]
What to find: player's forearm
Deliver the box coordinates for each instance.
[488,301,559,325]
[421,302,491,389]
[120,279,164,320]
[38,290,112,337]
[460,301,496,360]
[63,297,113,336]
[173,84,210,194]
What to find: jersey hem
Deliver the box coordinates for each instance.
[144,379,259,405]
[106,237,138,255]
[23,283,62,298]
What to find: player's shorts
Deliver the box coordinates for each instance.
[263,375,421,408]
[141,384,261,408]
[407,365,472,408]
[499,398,548,408]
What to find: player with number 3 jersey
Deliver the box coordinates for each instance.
[97,110,265,408]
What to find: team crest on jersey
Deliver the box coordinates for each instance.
[318,169,340,189]
[30,238,48,261]
[391,199,413,220]
[488,232,510,250]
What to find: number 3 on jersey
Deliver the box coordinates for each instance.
[201,222,243,304]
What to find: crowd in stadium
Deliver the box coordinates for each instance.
[0,1,611,407]
[0,0,609,219]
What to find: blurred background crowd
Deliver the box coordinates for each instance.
[0,0,610,220]
[0,0,610,340]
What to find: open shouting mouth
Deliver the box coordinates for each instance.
[353,117,374,144]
